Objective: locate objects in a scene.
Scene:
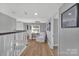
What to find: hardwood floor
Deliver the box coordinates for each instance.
[20,40,54,56]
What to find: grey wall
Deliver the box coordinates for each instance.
[46,18,54,49]
[0,13,16,33]
[53,19,58,46]
[16,21,25,30]
[59,3,79,56]
[24,23,46,32]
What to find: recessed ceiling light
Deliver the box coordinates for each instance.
[34,13,38,15]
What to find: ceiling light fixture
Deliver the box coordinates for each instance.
[34,13,38,15]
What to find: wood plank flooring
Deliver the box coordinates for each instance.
[20,40,54,56]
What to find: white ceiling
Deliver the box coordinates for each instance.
[0,3,63,23]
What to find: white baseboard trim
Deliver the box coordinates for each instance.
[19,46,27,56]
[54,44,58,47]
[48,42,53,49]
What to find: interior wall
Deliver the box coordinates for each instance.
[0,12,16,33]
[59,3,79,56]
[46,17,54,49]
[53,19,58,46]
[24,23,46,32]
[16,21,25,30]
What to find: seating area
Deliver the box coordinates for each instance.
[36,32,46,43]
[27,32,46,43]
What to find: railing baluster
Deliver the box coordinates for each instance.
[0,31,27,56]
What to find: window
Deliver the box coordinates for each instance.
[31,25,40,33]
